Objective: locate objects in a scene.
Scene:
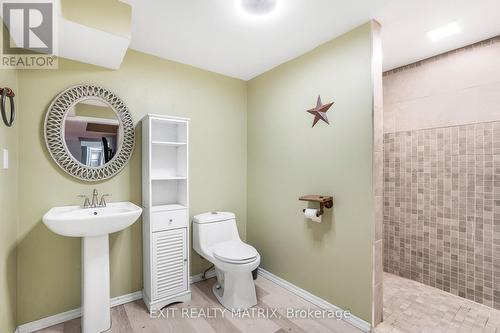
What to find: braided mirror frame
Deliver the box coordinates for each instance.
[44,85,135,182]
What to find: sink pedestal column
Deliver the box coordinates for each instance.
[82,235,111,333]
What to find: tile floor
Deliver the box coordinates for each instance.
[375,273,500,333]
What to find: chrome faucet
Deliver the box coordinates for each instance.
[91,189,99,208]
[78,189,111,208]
[78,194,91,208]
[99,194,111,207]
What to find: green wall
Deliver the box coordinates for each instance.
[3,21,376,328]
[0,69,18,333]
[246,23,374,321]
[15,49,247,324]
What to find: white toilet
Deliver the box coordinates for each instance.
[193,212,261,311]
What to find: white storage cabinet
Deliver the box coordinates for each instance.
[142,114,191,311]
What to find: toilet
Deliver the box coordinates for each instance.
[193,212,261,311]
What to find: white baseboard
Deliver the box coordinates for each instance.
[110,291,143,307]
[16,291,142,333]
[17,308,81,333]
[257,268,372,333]
[189,268,217,284]
[15,271,217,333]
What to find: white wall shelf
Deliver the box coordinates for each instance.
[151,176,187,180]
[152,204,187,212]
[142,114,191,311]
[152,141,187,147]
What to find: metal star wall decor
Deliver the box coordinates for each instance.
[307,95,334,127]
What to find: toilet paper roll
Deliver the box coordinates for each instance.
[304,208,322,223]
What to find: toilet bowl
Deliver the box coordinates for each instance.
[193,212,261,311]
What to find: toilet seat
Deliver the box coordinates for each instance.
[212,241,258,264]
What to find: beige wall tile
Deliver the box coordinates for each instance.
[383,110,395,134]
[384,37,500,133]
[384,122,500,310]
[374,196,383,241]
[374,240,383,286]
[374,153,383,197]
[373,282,383,326]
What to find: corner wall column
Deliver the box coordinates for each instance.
[370,19,384,328]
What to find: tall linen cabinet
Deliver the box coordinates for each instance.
[142,114,191,311]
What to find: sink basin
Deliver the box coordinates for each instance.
[43,202,143,237]
[43,201,142,333]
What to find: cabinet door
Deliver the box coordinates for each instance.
[152,228,188,300]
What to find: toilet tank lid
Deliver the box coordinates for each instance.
[193,212,235,224]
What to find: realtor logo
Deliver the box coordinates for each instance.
[1,0,57,68]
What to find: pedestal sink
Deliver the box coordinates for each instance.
[43,202,142,333]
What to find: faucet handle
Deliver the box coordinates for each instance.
[99,194,111,207]
[78,195,91,208]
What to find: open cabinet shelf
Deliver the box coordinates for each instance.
[151,204,187,212]
[152,141,187,147]
[150,118,187,143]
[151,140,187,180]
[151,178,187,207]
[151,176,187,180]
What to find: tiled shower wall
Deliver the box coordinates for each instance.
[383,121,500,309]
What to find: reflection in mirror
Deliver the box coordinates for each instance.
[64,98,121,167]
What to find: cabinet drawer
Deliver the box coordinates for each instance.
[152,209,187,232]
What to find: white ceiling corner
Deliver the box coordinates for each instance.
[377,0,500,71]
[0,0,130,69]
[57,18,130,70]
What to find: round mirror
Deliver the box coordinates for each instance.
[64,98,121,167]
[45,85,135,182]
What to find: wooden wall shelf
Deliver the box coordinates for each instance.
[299,195,334,217]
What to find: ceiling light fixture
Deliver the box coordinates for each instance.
[427,22,460,41]
[238,0,278,17]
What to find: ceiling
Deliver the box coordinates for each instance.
[379,0,500,71]
[128,0,500,80]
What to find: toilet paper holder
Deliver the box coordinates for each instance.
[299,195,333,217]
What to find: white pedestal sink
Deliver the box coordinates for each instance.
[43,202,142,333]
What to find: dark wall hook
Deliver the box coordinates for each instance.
[0,87,15,98]
[0,87,15,127]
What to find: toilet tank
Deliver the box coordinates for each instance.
[192,212,241,254]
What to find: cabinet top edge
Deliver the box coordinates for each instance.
[142,114,191,122]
